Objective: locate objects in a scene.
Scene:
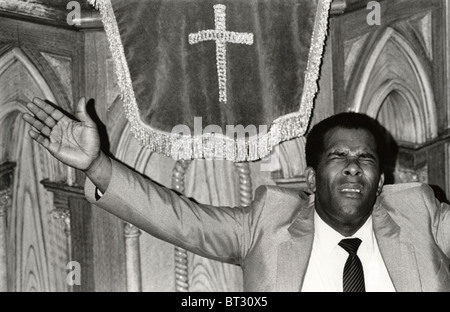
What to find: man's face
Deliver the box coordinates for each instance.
[306,127,385,236]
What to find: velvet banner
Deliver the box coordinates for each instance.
[89,0,331,161]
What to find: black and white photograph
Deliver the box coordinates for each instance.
[0,0,449,297]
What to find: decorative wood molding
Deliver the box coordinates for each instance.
[41,179,81,291]
[41,52,74,107]
[396,130,450,191]
[347,27,437,144]
[330,0,381,16]
[408,12,433,60]
[0,48,59,106]
[0,27,76,290]
[0,0,101,30]
[41,179,85,198]
[233,162,253,207]
[0,46,74,185]
[343,33,370,89]
[396,129,450,152]
[0,0,379,31]
[42,178,125,292]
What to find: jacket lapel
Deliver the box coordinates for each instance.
[276,199,315,292]
[276,194,423,291]
[372,200,422,292]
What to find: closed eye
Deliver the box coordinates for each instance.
[327,151,347,159]
[358,153,377,162]
[327,151,377,163]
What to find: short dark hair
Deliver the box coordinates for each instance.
[305,112,388,173]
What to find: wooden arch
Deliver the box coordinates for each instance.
[348,27,437,145]
[0,46,69,291]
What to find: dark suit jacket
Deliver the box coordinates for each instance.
[85,159,450,291]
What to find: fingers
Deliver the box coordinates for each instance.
[28,129,50,149]
[22,113,52,136]
[25,99,59,128]
[27,98,65,125]
[22,97,66,141]
[75,97,95,127]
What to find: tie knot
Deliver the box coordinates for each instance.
[339,238,362,255]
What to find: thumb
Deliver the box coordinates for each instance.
[75,97,95,126]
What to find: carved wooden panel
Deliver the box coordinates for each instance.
[331,0,449,195]
[0,63,67,292]
[0,17,83,291]
[0,0,99,29]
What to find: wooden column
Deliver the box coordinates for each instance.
[42,178,127,292]
[0,162,15,292]
[124,222,142,292]
[41,179,82,291]
[234,162,253,207]
[171,160,191,292]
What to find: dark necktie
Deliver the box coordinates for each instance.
[338,238,366,292]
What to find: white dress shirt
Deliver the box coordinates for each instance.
[301,210,396,292]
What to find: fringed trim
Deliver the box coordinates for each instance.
[87,0,332,162]
[87,0,100,10]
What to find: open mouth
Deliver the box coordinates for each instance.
[340,188,362,193]
[338,184,364,195]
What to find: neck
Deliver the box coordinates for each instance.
[315,209,371,237]
[333,224,361,237]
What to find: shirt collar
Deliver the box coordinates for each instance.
[313,209,374,256]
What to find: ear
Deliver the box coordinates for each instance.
[305,166,316,193]
[376,172,385,196]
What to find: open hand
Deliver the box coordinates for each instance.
[22,97,101,171]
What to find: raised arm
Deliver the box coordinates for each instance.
[22,97,259,263]
[22,97,111,192]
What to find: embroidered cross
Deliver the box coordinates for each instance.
[189,4,254,104]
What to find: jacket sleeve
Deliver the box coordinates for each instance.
[422,184,450,258]
[84,158,267,265]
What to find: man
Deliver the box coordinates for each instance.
[22,97,450,291]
